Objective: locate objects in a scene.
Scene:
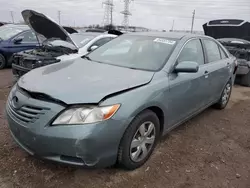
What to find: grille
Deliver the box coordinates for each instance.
[7,100,49,124]
[20,59,36,69]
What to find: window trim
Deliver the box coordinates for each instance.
[218,45,229,59]
[12,30,38,44]
[87,37,113,51]
[170,37,205,73]
[201,38,222,64]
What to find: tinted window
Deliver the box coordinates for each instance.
[203,39,221,63]
[0,26,27,40]
[91,37,113,47]
[17,31,37,43]
[178,39,204,65]
[219,47,228,59]
[70,33,96,48]
[88,35,178,71]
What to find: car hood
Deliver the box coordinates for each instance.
[22,9,78,50]
[17,59,154,104]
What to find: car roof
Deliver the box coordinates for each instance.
[1,24,29,30]
[71,32,116,37]
[125,31,205,40]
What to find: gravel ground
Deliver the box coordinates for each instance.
[0,69,250,188]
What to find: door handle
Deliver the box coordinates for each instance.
[204,71,209,78]
[204,71,209,75]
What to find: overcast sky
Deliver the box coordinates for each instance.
[0,0,249,31]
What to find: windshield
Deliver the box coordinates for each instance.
[87,35,178,71]
[70,34,96,48]
[0,26,27,40]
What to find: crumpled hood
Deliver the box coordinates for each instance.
[22,9,78,50]
[18,59,154,104]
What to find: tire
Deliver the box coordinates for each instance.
[117,110,160,170]
[240,71,250,87]
[0,54,6,69]
[213,80,232,109]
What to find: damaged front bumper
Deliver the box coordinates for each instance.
[5,85,128,168]
[12,53,60,81]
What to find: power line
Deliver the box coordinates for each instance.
[121,0,133,31]
[135,0,250,8]
[102,0,114,26]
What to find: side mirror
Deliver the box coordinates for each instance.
[174,61,199,73]
[13,37,23,44]
[88,45,99,52]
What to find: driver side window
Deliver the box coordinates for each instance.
[178,39,204,66]
[90,37,113,49]
[15,31,37,43]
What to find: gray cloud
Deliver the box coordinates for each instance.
[0,0,249,31]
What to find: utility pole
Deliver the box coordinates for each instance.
[110,5,113,27]
[191,9,195,33]
[103,0,114,28]
[58,11,61,25]
[10,11,14,23]
[171,19,175,31]
[121,0,133,31]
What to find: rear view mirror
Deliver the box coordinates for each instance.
[88,45,99,52]
[174,61,199,73]
[13,37,23,44]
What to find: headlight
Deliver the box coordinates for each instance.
[52,104,120,125]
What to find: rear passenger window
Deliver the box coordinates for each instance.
[219,47,228,59]
[203,39,221,63]
[178,39,204,65]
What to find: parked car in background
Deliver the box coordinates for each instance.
[12,9,119,81]
[6,32,237,170]
[203,19,250,86]
[0,24,39,69]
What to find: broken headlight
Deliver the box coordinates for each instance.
[52,104,120,125]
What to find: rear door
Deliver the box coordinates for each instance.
[167,38,210,126]
[201,38,231,102]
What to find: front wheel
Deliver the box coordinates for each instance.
[117,110,160,170]
[213,80,232,109]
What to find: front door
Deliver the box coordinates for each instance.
[9,30,39,54]
[167,38,210,127]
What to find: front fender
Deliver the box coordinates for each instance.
[100,77,169,132]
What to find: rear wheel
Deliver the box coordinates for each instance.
[118,110,160,170]
[0,54,6,69]
[213,80,232,109]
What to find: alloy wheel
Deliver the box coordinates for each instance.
[130,121,156,162]
[222,83,231,105]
